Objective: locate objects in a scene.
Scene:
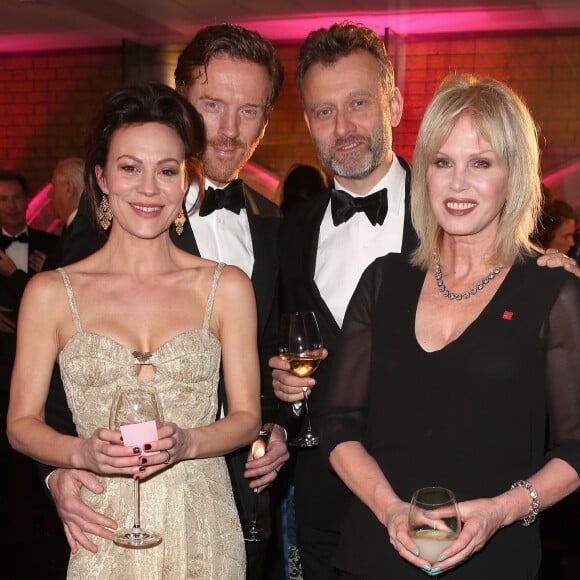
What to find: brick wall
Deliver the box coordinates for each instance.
[0,30,578,204]
[256,31,580,183]
[0,48,122,193]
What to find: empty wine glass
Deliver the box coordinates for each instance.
[408,486,461,568]
[109,386,164,548]
[244,429,271,543]
[278,311,324,447]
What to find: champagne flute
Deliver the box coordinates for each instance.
[109,387,164,548]
[244,429,271,543]
[278,311,324,447]
[408,487,461,568]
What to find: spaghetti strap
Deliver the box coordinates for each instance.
[57,267,83,333]
[203,262,225,331]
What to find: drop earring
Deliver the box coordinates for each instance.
[97,194,112,230]
[174,208,186,236]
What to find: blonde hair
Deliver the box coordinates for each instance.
[410,74,542,269]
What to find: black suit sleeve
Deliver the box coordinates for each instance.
[61,193,108,266]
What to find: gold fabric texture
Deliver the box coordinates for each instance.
[57,264,245,579]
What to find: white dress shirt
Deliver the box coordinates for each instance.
[185,179,254,278]
[314,155,407,327]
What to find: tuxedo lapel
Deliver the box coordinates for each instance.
[303,190,341,334]
[246,212,279,339]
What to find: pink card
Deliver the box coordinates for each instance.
[120,420,160,455]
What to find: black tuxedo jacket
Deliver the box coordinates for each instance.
[278,156,418,532]
[0,227,60,369]
[0,227,61,309]
[40,185,282,531]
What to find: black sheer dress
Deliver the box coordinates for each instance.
[320,253,580,580]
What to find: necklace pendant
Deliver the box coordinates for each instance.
[132,350,152,363]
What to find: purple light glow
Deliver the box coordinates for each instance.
[1,7,580,53]
[27,183,62,234]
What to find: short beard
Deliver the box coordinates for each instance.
[317,129,386,180]
[203,137,258,185]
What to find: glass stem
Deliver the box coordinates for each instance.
[133,478,141,530]
[303,388,313,435]
[252,488,259,525]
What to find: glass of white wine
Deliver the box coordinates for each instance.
[278,311,324,447]
[408,486,461,568]
[109,386,164,548]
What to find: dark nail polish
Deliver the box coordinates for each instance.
[139,466,146,472]
[133,447,140,454]
[120,436,123,442]
[144,443,152,451]
[141,457,148,465]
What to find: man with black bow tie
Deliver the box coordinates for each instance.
[0,171,60,370]
[0,170,60,529]
[269,23,418,579]
[40,25,290,580]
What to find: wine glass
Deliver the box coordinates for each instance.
[278,311,324,447]
[408,487,461,568]
[109,386,164,548]
[244,429,271,543]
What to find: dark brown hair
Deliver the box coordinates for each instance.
[174,23,284,112]
[297,21,395,99]
[84,82,205,226]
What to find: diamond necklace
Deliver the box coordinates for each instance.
[434,255,503,301]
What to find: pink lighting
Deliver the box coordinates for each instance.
[27,183,63,234]
[1,6,580,53]
[543,160,580,211]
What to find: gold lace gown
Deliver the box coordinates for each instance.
[56,263,245,579]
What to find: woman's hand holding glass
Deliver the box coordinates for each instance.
[407,487,461,575]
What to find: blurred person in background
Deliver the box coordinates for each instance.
[279,163,329,215]
[534,197,577,261]
[0,170,60,534]
[48,157,85,236]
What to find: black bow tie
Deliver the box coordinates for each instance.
[0,231,28,250]
[198,179,245,217]
[330,188,388,226]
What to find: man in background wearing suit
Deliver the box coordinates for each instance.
[269,23,417,579]
[41,24,289,579]
[48,157,84,236]
[0,170,60,530]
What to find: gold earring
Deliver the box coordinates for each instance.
[174,208,186,236]
[97,194,112,230]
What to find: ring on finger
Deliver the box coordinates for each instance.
[163,450,171,465]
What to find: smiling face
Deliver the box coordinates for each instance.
[0,178,28,235]
[427,114,509,245]
[95,122,188,238]
[183,56,269,186]
[301,50,403,194]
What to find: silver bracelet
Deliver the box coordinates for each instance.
[510,479,540,526]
